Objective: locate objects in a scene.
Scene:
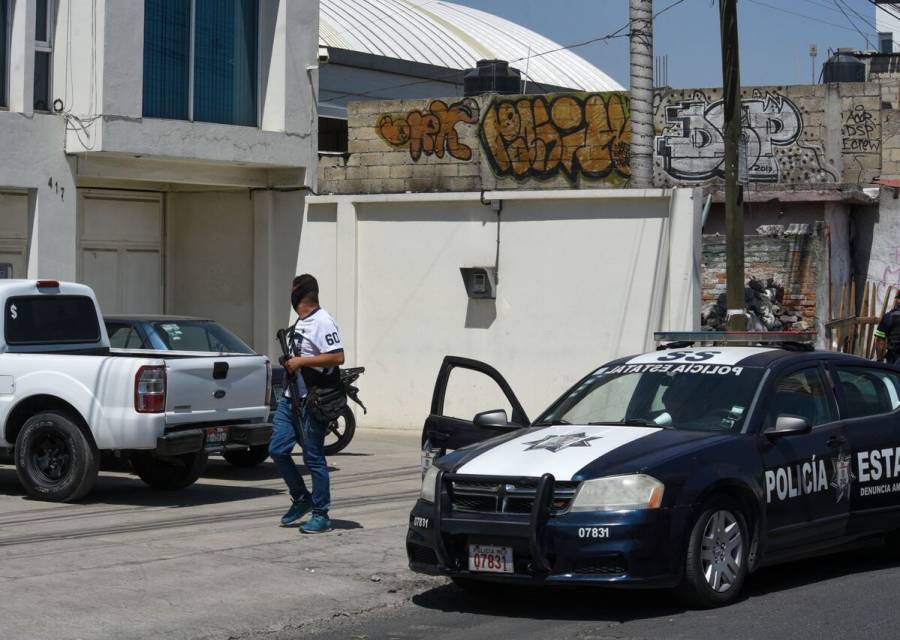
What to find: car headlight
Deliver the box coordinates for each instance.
[420,465,440,503]
[569,474,664,512]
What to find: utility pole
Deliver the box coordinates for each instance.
[629,0,653,188]
[720,0,747,330]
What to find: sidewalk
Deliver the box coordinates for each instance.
[0,429,442,640]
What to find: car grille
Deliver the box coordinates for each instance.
[573,554,627,575]
[408,544,439,566]
[449,477,580,515]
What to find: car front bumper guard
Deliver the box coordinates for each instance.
[432,470,556,575]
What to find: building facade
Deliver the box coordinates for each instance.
[0,0,319,356]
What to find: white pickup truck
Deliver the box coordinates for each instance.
[0,280,271,501]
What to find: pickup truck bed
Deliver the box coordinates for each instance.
[0,280,271,501]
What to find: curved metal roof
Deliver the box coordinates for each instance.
[319,0,623,92]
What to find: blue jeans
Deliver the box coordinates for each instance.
[269,398,330,516]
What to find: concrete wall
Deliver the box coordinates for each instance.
[299,189,701,428]
[57,0,320,172]
[167,192,256,344]
[0,0,319,358]
[319,83,893,194]
[0,112,76,280]
[865,187,900,307]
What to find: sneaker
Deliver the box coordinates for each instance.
[280,497,312,526]
[299,514,333,534]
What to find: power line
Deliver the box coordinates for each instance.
[324,0,688,105]
[833,0,872,47]
[745,0,874,34]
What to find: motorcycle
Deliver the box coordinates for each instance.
[275,327,366,456]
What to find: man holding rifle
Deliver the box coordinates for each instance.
[269,274,344,534]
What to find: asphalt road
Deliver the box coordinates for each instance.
[295,541,900,640]
[0,429,441,640]
[3,430,900,640]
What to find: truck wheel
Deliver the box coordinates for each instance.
[323,406,356,456]
[223,445,269,467]
[676,496,750,608]
[15,411,99,502]
[131,450,208,490]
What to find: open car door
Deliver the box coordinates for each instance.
[421,356,529,473]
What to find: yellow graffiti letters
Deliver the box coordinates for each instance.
[480,93,631,182]
[376,98,480,161]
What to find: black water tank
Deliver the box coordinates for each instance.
[822,50,865,83]
[464,59,522,96]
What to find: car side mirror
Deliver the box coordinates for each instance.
[473,409,511,428]
[766,414,812,438]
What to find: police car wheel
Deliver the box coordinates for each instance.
[678,497,749,607]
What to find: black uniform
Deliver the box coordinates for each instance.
[874,307,900,363]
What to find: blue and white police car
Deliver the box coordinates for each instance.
[407,333,900,607]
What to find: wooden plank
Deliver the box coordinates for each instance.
[849,279,857,354]
[866,282,877,358]
[860,282,871,357]
[836,282,847,352]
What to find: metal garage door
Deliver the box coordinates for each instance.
[78,190,163,315]
[0,191,29,280]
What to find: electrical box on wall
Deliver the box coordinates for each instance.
[460,267,497,299]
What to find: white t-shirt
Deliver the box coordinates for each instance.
[286,307,343,398]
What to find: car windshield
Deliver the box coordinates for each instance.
[150,321,254,354]
[538,362,766,433]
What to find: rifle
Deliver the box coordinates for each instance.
[275,327,305,448]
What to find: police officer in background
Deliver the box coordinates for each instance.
[874,291,900,364]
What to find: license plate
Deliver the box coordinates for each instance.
[206,427,228,446]
[468,544,513,573]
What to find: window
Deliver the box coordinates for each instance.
[150,321,254,353]
[106,323,147,349]
[763,367,834,429]
[881,32,895,55]
[319,117,348,153]
[143,0,258,126]
[539,366,766,433]
[5,296,101,345]
[33,0,52,111]
[1,0,8,108]
[835,366,900,419]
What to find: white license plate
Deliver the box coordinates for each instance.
[468,544,513,573]
[206,427,228,446]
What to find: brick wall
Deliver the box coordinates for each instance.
[701,227,823,331]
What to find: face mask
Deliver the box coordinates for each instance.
[291,287,304,310]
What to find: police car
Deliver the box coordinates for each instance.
[406,333,900,607]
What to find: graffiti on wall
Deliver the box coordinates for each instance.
[479,93,631,182]
[655,90,837,183]
[842,104,881,154]
[376,98,480,161]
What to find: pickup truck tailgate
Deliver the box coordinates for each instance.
[164,355,269,425]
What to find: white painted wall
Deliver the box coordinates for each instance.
[0,0,319,355]
[299,189,702,429]
[58,0,320,171]
[0,112,76,280]
[167,192,256,344]
[876,3,900,52]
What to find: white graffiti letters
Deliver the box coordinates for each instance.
[656,90,836,184]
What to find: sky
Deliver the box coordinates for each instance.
[450,0,885,89]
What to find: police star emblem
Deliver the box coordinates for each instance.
[523,432,601,453]
[830,451,856,503]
